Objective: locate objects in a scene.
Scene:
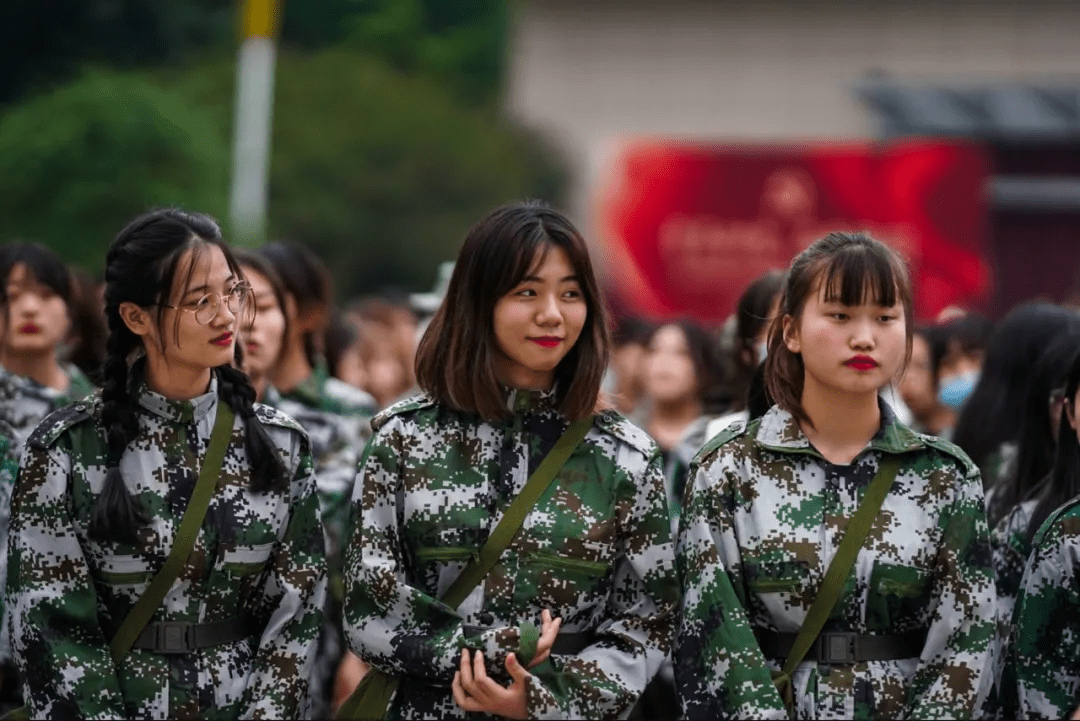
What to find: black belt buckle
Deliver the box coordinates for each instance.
[157,622,192,654]
[818,632,858,664]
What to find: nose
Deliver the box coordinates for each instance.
[535,293,563,326]
[212,297,237,327]
[850,317,875,350]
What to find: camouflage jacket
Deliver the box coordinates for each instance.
[343,389,679,720]
[0,363,96,460]
[5,376,327,720]
[675,402,996,720]
[1009,494,1080,719]
[661,415,714,536]
[0,422,17,664]
[989,498,1035,691]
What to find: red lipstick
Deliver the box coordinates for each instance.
[18,323,40,334]
[211,332,234,347]
[530,336,562,348]
[845,355,878,371]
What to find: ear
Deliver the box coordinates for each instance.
[782,315,801,354]
[119,302,154,338]
[1067,397,1078,433]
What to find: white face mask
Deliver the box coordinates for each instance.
[755,339,768,365]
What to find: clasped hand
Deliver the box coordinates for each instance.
[451,609,562,720]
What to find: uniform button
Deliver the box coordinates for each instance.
[75,404,85,412]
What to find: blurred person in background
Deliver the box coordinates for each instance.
[934,311,993,414]
[985,330,1080,713]
[953,303,1080,493]
[639,319,726,531]
[0,243,97,453]
[351,296,418,409]
[65,268,107,387]
[235,249,367,718]
[325,310,368,393]
[1007,344,1080,718]
[899,324,956,437]
[604,316,653,415]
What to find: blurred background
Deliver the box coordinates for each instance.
[0,0,1078,320]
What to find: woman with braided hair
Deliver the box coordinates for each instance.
[5,208,327,719]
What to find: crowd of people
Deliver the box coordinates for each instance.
[0,201,1073,719]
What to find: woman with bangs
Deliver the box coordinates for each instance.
[6,209,326,719]
[342,200,678,719]
[675,232,996,720]
[0,243,97,454]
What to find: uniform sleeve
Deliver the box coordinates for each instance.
[0,432,19,665]
[240,440,328,719]
[342,419,518,683]
[1012,517,1080,720]
[524,451,679,720]
[905,462,997,719]
[6,440,128,719]
[673,453,788,721]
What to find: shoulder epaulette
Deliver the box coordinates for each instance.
[1032,496,1080,547]
[695,419,750,462]
[920,434,980,478]
[28,400,95,451]
[254,402,308,437]
[594,410,657,456]
[371,393,437,432]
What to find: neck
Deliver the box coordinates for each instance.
[651,396,702,424]
[271,337,312,394]
[923,404,957,435]
[143,354,213,401]
[798,379,881,464]
[1,348,68,391]
[249,372,269,403]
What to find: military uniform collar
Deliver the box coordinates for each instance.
[284,359,328,408]
[502,384,558,414]
[262,384,282,408]
[134,374,219,424]
[754,398,925,456]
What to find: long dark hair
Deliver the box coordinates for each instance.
[0,243,75,360]
[92,208,288,545]
[988,329,1080,528]
[764,231,913,428]
[260,241,333,368]
[415,200,610,422]
[727,270,784,412]
[953,303,1080,483]
[1027,348,1080,543]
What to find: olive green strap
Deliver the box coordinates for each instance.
[771,457,902,712]
[108,403,235,664]
[335,416,594,720]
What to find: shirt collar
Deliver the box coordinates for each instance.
[502,384,559,415]
[133,373,219,424]
[754,397,925,456]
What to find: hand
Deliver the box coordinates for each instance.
[452,649,529,720]
[530,609,562,668]
[331,651,371,712]
[1071,704,1080,721]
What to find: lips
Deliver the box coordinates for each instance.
[845,356,878,371]
[211,332,234,347]
[18,323,40,334]
[530,337,562,348]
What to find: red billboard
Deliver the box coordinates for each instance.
[599,140,991,323]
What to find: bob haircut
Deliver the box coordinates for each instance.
[645,319,727,415]
[765,231,914,427]
[0,242,74,309]
[415,200,610,422]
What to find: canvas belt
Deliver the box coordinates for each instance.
[756,627,925,665]
[129,616,261,655]
[462,626,596,657]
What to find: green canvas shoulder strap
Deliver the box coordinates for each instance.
[109,402,235,663]
[771,456,902,715]
[336,416,594,721]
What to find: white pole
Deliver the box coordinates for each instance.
[229,0,279,247]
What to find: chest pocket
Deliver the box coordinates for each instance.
[96,554,155,605]
[865,561,935,632]
[519,537,615,611]
[220,542,276,579]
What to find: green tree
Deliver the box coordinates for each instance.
[0,69,230,271]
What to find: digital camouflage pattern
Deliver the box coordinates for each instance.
[6,376,327,720]
[1010,494,1080,720]
[0,363,96,460]
[989,497,1035,701]
[660,414,714,536]
[344,389,679,720]
[0,421,18,665]
[676,402,996,720]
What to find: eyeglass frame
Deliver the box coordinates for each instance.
[157,282,253,325]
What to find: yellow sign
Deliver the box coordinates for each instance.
[242,0,278,38]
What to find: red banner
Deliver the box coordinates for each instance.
[599,140,991,323]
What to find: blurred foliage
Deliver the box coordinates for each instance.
[176,49,565,299]
[0,69,229,272]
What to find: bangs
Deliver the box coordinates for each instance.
[6,244,72,302]
[495,227,554,296]
[815,244,901,309]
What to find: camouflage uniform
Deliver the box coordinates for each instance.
[989,499,1035,696]
[1010,494,1080,719]
[344,389,679,720]
[676,402,996,720]
[0,363,96,460]
[5,376,327,720]
[0,422,17,666]
[661,415,714,536]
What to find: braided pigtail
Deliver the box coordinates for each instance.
[89,285,150,544]
[215,364,289,493]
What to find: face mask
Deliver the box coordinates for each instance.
[755,340,768,365]
[938,369,979,409]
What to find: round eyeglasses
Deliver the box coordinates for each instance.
[160,283,252,325]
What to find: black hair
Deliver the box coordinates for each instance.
[1027,346,1080,543]
[726,270,784,412]
[91,208,288,545]
[325,310,358,381]
[989,329,1080,528]
[644,319,726,415]
[0,242,74,308]
[953,303,1080,488]
[259,241,333,367]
